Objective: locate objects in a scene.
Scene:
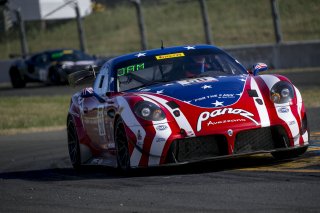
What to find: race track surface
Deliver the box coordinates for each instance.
[0,130,320,212]
[0,70,320,212]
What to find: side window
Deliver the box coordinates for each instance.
[93,64,110,96]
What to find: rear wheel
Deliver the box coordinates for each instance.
[271,146,308,160]
[9,67,26,88]
[115,118,130,172]
[67,117,82,170]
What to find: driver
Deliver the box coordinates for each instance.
[183,55,209,78]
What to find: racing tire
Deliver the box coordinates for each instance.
[271,146,308,160]
[48,67,61,85]
[115,118,131,172]
[9,67,26,88]
[67,117,82,170]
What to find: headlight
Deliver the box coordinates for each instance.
[270,81,294,104]
[134,101,166,121]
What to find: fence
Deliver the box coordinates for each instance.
[0,0,319,59]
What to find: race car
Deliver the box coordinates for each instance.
[66,45,309,171]
[9,49,96,88]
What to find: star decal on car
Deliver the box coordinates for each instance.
[135,53,146,57]
[212,100,224,107]
[184,46,195,50]
[201,85,212,89]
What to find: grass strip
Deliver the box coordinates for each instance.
[0,95,70,134]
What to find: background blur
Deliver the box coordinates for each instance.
[0,0,319,59]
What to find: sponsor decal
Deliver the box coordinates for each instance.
[39,68,47,81]
[278,107,290,113]
[63,50,73,54]
[255,98,263,105]
[137,130,142,140]
[83,118,98,125]
[207,119,246,127]
[288,121,296,126]
[97,105,106,136]
[197,108,258,131]
[156,125,168,131]
[155,138,166,143]
[218,94,236,99]
[227,129,233,136]
[177,77,218,86]
[193,93,237,103]
[156,52,185,60]
[117,63,145,77]
[139,88,151,92]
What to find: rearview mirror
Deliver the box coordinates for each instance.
[250,63,268,76]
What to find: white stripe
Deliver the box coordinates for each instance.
[141,94,195,137]
[294,86,302,120]
[250,77,270,127]
[302,130,309,145]
[260,75,300,146]
[138,96,172,166]
[276,106,300,146]
[116,96,146,167]
[148,124,172,166]
[259,75,280,90]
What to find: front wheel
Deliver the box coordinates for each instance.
[67,117,82,170]
[271,146,308,160]
[115,118,131,172]
[9,67,26,88]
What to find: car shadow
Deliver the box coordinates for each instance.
[0,154,298,182]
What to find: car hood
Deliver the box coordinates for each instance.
[134,75,247,108]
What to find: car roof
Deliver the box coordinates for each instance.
[109,44,224,65]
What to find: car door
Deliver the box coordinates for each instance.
[81,64,114,151]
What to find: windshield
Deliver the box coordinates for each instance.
[115,49,247,92]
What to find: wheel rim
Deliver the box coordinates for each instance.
[116,122,130,169]
[67,121,79,165]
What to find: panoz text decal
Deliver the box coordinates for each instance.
[197,108,258,131]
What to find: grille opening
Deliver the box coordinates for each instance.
[234,126,289,154]
[166,135,228,163]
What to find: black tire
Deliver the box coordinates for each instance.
[9,67,26,88]
[48,67,61,85]
[115,118,131,172]
[67,117,82,170]
[271,146,308,160]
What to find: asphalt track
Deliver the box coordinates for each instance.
[0,70,320,212]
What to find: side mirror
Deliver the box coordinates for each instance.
[81,87,105,103]
[81,87,94,98]
[250,63,268,76]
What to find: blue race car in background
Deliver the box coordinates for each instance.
[9,49,96,88]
